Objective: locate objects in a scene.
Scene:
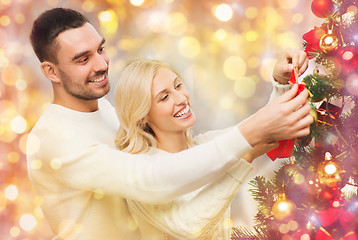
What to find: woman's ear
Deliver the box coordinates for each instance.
[140,116,149,125]
[41,61,61,84]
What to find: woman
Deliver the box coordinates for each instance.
[113,58,277,240]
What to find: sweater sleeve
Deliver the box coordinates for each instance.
[28,124,252,204]
[269,73,292,101]
[126,159,253,240]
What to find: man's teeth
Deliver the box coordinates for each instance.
[90,75,105,82]
[175,105,190,117]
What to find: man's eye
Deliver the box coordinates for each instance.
[98,46,105,53]
[78,57,88,63]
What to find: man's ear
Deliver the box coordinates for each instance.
[41,61,61,84]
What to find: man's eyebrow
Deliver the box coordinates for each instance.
[71,38,106,62]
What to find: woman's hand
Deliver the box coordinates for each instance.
[242,142,279,163]
[273,49,309,84]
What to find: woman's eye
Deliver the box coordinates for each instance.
[160,94,169,101]
[175,83,182,89]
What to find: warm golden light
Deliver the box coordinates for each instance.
[342,51,354,61]
[215,29,227,40]
[11,115,27,134]
[16,79,27,91]
[287,220,298,231]
[19,214,37,231]
[0,192,7,212]
[234,77,256,99]
[15,14,25,24]
[1,64,22,86]
[26,134,40,155]
[278,0,299,9]
[166,12,187,36]
[245,31,258,42]
[223,56,246,80]
[9,226,21,237]
[332,200,340,208]
[245,7,258,19]
[81,0,95,12]
[130,0,145,6]
[178,36,200,58]
[0,15,10,26]
[325,163,337,175]
[325,152,332,160]
[31,159,43,170]
[99,10,113,22]
[259,57,276,82]
[220,96,233,110]
[4,185,18,200]
[50,158,63,170]
[279,223,289,234]
[293,13,304,24]
[7,151,20,163]
[214,4,233,22]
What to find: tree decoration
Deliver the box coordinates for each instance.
[320,29,339,53]
[272,196,297,222]
[317,152,344,188]
[335,45,358,75]
[316,101,342,126]
[233,1,358,239]
[303,25,327,59]
[311,0,335,18]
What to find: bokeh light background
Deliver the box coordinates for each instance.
[0,0,322,239]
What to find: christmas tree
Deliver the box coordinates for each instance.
[232,0,358,239]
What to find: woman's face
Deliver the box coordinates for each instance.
[147,67,196,137]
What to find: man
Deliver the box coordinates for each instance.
[27,8,312,240]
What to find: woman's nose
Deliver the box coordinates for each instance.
[174,91,187,105]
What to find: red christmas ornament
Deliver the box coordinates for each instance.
[311,0,335,18]
[335,45,358,75]
[315,206,357,240]
[303,26,327,59]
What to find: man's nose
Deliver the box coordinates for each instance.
[93,52,108,72]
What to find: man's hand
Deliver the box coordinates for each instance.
[273,49,309,84]
[239,84,314,147]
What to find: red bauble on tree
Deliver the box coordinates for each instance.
[335,45,358,75]
[311,0,335,18]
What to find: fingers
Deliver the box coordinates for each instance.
[276,84,298,103]
[284,49,308,76]
[291,115,313,138]
[292,101,312,121]
[267,141,279,151]
[285,87,309,108]
[286,99,313,139]
[298,52,309,76]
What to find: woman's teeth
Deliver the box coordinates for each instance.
[174,105,190,117]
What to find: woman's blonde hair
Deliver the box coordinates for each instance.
[114,58,192,154]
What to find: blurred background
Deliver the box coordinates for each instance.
[0,0,322,239]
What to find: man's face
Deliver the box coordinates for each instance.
[54,23,110,101]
